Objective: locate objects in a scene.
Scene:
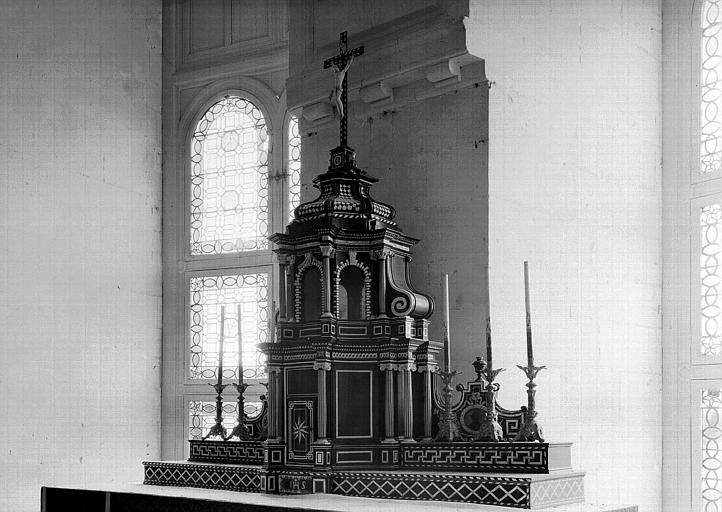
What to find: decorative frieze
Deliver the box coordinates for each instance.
[188,440,264,464]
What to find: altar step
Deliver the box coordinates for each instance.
[42,484,638,512]
[143,460,586,509]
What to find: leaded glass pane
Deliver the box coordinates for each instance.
[188,400,263,440]
[702,0,722,174]
[189,273,268,380]
[702,204,722,356]
[288,115,301,222]
[702,389,722,511]
[190,96,269,254]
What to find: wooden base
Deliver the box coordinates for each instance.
[184,440,573,474]
[43,484,638,512]
[143,460,587,509]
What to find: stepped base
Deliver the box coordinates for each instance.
[43,484,638,512]
[143,460,585,509]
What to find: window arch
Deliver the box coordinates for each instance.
[163,81,297,451]
[287,113,302,223]
[190,96,269,255]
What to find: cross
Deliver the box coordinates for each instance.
[323,31,364,147]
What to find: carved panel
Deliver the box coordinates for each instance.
[143,461,262,492]
[401,443,548,473]
[330,471,531,508]
[188,440,265,464]
[177,0,288,69]
[189,0,225,53]
[287,400,314,464]
[230,0,269,43]
[335,370,373,439]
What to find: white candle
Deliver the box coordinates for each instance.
[218,306,225,386]
[443,274,451,371]
[524,261,534,367]
[237,303,244,383]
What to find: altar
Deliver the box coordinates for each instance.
[138,31,637,512]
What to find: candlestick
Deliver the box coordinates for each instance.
[477,317,505,441]
[226,303,251,441]
[433,369,461,442]
[443,274,451,372]
[524,261,534,368]
[203,304,228,440]
[515,262,546,442]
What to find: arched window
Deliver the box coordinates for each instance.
[287,114,302,223]
[166,87,297,447]
[692,3,722,511]
[190,96,269,254]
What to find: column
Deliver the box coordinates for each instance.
[320,246,334,318]
[267,368,277,439]
[422,368,433,441]
[381,365,396,442]
[399,362,415,442]
[375,250,389,318]
[278,257,288,321]
[266,367,281,440]
[315,362,331,444]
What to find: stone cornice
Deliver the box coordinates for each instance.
[287,4,485,121]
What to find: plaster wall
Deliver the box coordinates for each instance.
[0,1,163,510]
[469,1,663,511]
[299,79,489,369]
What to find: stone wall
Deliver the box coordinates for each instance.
[469,1,663,510]
[0,2,163,510]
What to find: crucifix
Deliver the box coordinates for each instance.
[323,31,364,147]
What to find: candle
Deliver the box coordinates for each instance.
[443,274,451,371]
[237,303,244,383]
[218,305,225,386]
[524,261,534,367]
[486,317,492,373]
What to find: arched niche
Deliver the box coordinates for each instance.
[301,267,322,321]
[338,266,366,320]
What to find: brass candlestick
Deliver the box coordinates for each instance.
[203,382,228,440]
[514,261,546,442]
[475,321,505,442]
[203,306,228,440]
[225,304,252,441]
[434,369,462,442]
[514,364,545,442]
[225,381,251,441]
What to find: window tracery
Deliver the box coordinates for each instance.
[190,96,269,254]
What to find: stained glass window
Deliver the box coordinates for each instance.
[702,0,722,174]
[702,389,722,511]
[288,114,301,222]
[188,400,263,440]
[189,273,269,380]
[702,204,722,356]
[190,96,269,254]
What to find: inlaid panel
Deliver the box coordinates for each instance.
[335,370,373,438]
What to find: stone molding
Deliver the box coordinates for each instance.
[288,3,485,126]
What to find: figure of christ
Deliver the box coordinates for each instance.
[329,55,353,119]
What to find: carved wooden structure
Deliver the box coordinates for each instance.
[143,29,586,509]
